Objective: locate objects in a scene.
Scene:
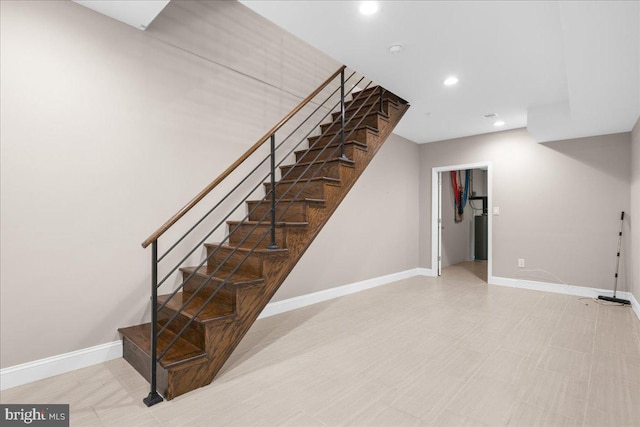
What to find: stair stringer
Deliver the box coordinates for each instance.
[161,100,409,399]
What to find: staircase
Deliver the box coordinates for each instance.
[119,66,409,403]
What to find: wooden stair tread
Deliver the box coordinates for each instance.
[346,96,399,108]
[335,108,390,121]
[158,292,236,323]
[227,220,309,227]
[300,140,367,153]
[247,197,326,205]
[204,242,289,255]
[352,86,408,104]
[310,124,379,139]
[119,323,207,369]
[282,157,355,168]
[180,266,264,287]
[273,176,341,186]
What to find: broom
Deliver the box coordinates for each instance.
[598,212,631,305]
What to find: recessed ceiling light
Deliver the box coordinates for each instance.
[359,1,379,15]
[443,76,459,86]
[388,44,403,54]
[494,120,505,127]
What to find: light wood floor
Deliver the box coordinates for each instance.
[2,262,639,426]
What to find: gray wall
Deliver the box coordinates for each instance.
[0,1,419,368]
[419,129,632,292]
[277,133,420,301]
[632,117,640,303]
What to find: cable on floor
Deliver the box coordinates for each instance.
[514,268,631,308]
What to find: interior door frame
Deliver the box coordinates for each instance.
[431,162,493,279]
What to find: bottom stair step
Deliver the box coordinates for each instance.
[119,323,207,369]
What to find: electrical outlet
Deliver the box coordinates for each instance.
[518,259,525,268]
[493,206,500,215]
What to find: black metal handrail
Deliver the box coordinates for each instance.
[141,65,388,407]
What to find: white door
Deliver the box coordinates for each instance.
[437,172,442,276]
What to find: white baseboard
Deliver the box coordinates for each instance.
[0,341,122,391]
[259,268,423,319]
[8,270,630,392]
[490,275,640,322]
[1,268,426,391]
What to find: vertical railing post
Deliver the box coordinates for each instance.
[143,240,164,407]
[267,134,279,250]
[340,69,347,160]
[379,86,384,114]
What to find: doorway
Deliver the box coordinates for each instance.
[431,162,492,281]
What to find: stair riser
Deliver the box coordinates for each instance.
[157,304,205,351]
[122,336,169,395]
[296,143,360,163]
[182,273,235,305]
[320,113,382,134]
[206,246,264,277]
[247,200,310,222]
[264,180,329,200]
[308,127,372,147]
[280,161,350,181]
[228,223,287,249]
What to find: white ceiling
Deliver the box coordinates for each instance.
[73,0,169,31]
[241,1,640,144]
[73,0,639,144]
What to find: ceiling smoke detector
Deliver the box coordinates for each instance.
[388,44,404,54]
[484,113,505,127]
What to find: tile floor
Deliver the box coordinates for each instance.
[2,262,639,426]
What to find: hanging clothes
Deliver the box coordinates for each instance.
[450,169,470,223]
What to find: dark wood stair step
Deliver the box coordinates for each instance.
[227,220,309,249]
[321,110,387,134]
[181,266,264,288]
[308,125,378,147]
[351,86,405,104]
[264,176,341,199]
[295,140,367,163]
[204,243,288,277]
[280,157,355,181]
[119,323,207,369]
[157,292,236,335]
[247,198,326,222]
[337,98,396,118]
[180,266,264,303]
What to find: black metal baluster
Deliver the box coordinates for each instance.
[267,134,279,250]
[143,240,163,407]
[340,69,347,160]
